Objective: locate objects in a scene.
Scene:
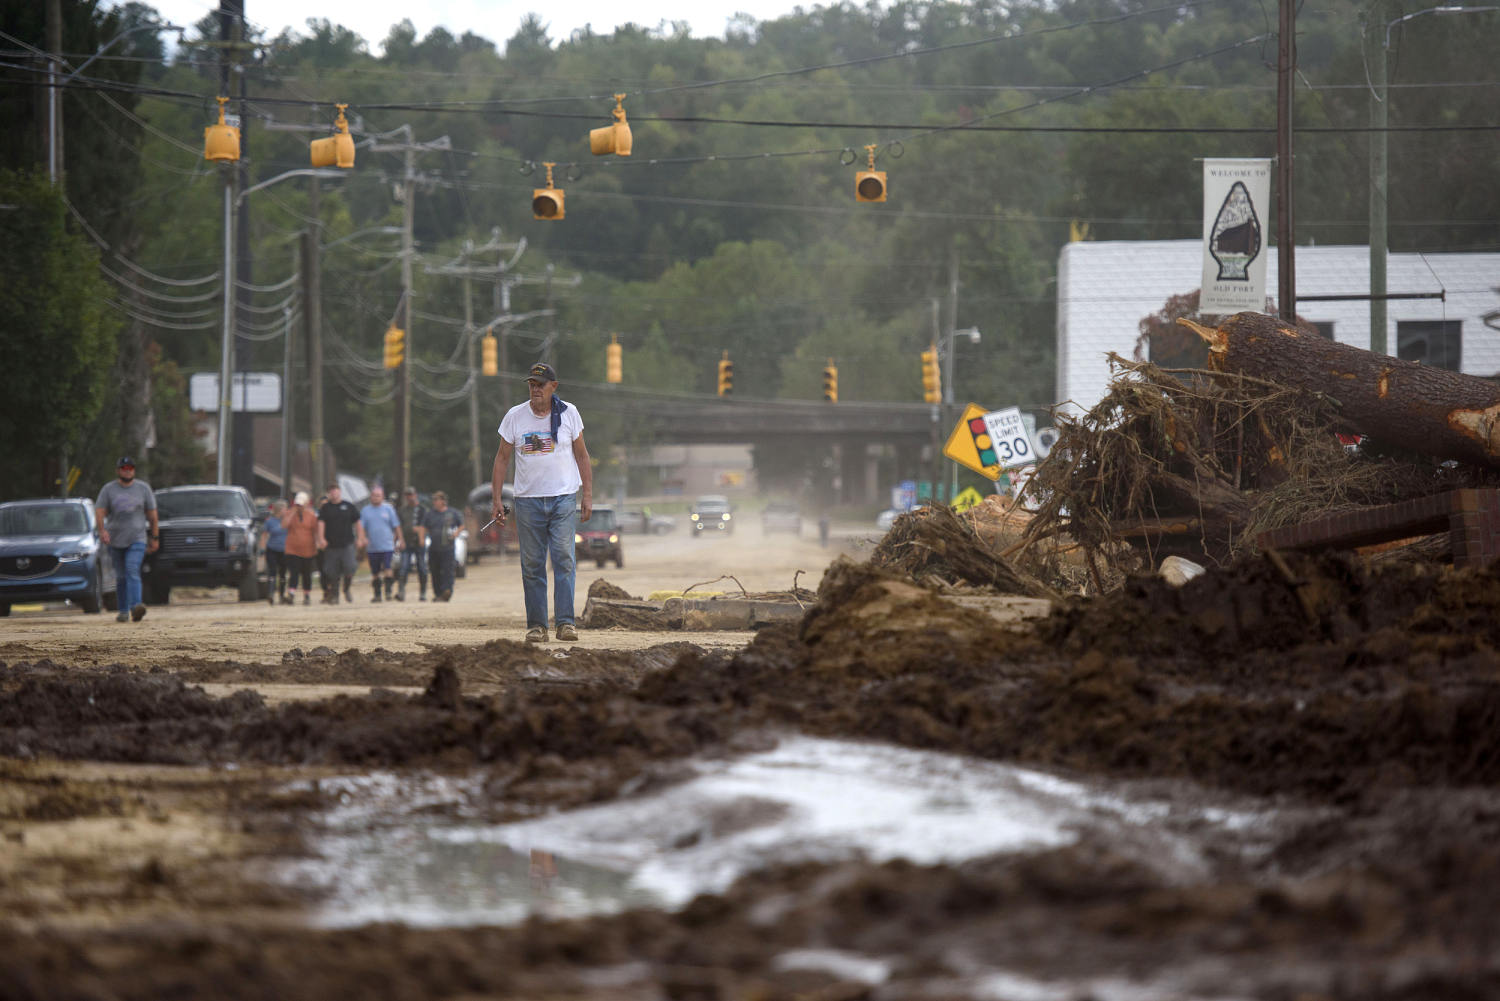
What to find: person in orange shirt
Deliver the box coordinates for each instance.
[281,491,321,605]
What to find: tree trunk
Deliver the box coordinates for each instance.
[1182,311,1500,469]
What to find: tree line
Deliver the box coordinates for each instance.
[2,0,1495,501]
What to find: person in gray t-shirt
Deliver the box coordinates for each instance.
[95,456,158,622]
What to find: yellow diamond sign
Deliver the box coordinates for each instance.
[942,403,1001,479]
[950,486,985,513]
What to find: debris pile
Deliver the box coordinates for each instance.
[1015,321,1500,582]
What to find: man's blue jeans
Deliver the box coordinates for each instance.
[515,494,577,630]
[110,540,146,610]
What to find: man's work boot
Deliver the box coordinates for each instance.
[131,603,147,622]
[556,623,578,642]
[372,580,382,602]
[384,578,394,601]
[525,627,547,644]
[343,580,353,604]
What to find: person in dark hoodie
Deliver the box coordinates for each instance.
[491,362,592,643]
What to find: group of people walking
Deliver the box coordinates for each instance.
[259,483,464,605]
[94,360,591,644]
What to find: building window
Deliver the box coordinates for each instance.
[1310,321,1334,340]
[1397,320,1462,371]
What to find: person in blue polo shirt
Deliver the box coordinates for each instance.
[358,484,403,602]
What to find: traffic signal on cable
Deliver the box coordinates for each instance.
[481,333,498,376]
[384,325,405,369]
[309,103,355,168]
[589,94,633,157]
[532,161,564,220]
[921,345,941,403]
[855,144,886,203]
[204,96,239,162]
[606,335,623,383]
[717,351,734,397]
[822,358,838,402]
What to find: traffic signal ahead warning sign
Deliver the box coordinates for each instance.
[942,404,1037,480]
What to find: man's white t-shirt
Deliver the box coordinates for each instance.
[498,401,585,497]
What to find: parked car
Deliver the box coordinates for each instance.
[689,495,735,536]
[761,501,803,535]
[465,482,518,562]
[620,507,676,535]
[0,498,116,616]
[575,505,623,568]
[142,485,264,604]
[876,508,901,532]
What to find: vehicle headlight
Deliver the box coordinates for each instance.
[721,513,732,521]
[574,534,583,544]
[690,513,700,521]
[608,534,618,543]
[226,528,247,549]
[58,550,89,563]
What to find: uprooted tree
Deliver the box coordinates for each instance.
[1018,311,1500,579]
[1181,311,1500,469]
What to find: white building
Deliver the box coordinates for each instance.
[1055,240,1500,415]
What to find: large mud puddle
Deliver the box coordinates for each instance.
[280,737,1276,929]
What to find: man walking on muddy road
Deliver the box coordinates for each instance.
[359,484,402,602]
[95,457,158,623]
[417,491,464,602]
[317,483,363,604]
[492,362,592,643]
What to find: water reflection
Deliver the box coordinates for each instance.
[284,825,668,928]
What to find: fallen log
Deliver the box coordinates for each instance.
[1181,311,1500,469]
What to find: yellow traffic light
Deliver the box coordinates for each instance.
[310,103,355,169]
[717,351,734,397]
[203,96,239,162]
[532,161,565,220]
[855,144,886,203]
[384,325,405,369]
[921,345,941,403]
[822,358,838,402]
[589,94,632,157]
[481,333,498,376]
[606,335,623,383]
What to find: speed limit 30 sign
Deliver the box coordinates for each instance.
[943,404,1036,479]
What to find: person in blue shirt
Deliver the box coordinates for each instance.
[358,484,404,602]
[259,498,291,605]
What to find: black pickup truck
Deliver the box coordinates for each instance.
[141,485,264,604]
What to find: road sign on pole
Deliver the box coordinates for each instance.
[942,404,1037,479]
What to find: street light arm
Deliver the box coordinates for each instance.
[64,22,182,81]
[1386,5,1500,46]
[238,169,348,204]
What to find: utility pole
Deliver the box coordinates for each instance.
[305,175,326,491]
[397,150,414,497]
[46,0,62,182]
[280,304,294,498]
[1366,2,1390,355]
[225,0,255,491]
[214,1,240,485]
[930,298,943,505]
[368,127,450,498]
[426,231,526,487]
[1276,0,1296,321]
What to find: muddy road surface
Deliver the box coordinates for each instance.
[4,537,1500,1000]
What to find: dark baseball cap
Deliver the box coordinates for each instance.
[117,456,135,468]
[526,362,557,383]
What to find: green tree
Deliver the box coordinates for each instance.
[0,171,118,498]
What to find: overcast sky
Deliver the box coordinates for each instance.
[133,0,808,50]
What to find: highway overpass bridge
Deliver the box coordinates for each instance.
[556,384,953,505]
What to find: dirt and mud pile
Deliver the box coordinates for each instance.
[6,553,1500,805]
